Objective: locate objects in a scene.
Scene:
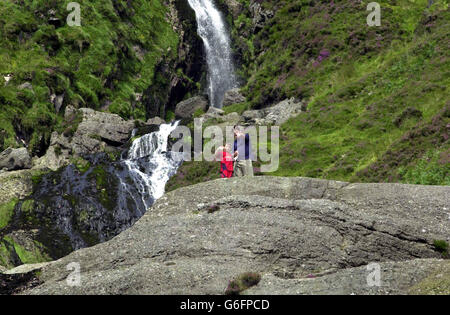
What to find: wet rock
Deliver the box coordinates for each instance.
[0,148,32,171]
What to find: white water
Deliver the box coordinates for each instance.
[117,122,181,213]
[188,0,237,108]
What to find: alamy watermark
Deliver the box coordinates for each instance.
[366,263,381,287]
[367,2,381,27]
[66,262,81,287]
[67,2,81,27]
[169,121,280,173]
[65,2,381,28]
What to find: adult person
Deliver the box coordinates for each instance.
[233,125,254,177]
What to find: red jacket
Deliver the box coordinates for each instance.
[220,151,234,178]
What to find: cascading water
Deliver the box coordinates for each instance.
[118,122,182,213]
[20,123,182,252]
[188,0,237,108]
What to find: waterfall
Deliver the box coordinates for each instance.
[117,122,182,215]
[188,0,237,108]
[22,122,183,252]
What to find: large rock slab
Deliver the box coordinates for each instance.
[245,259,450,295]
[0,148,32,171]
[11,177,449,295]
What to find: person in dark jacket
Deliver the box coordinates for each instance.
[233,126,254,177]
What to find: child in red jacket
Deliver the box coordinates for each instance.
[215,144,234,178]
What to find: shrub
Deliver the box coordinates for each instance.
[207,204,220,214]
[165,110,176,122]
[225,272,262,295]
[433,240,449,258]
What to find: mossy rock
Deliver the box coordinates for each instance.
[225,272,262,295]
[0,199,18,230]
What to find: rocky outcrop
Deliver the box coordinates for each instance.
[175,96,208,119]
[34,107,136,171]
[9,177,449,295]
[199,97,306,128]
[0,168,52,269]
[0,148,32,171]
[73,108,134,150]
[220,0,243,19]
[143,0,206,119]
[249,1,275,33]
[223,88,245,107]
[240,98,306,126]
[0,119,182,271]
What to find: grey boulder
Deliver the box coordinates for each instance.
[175,96,208,119]
[0,148,32,171]
[146,117,166,125]
[223,88,245,107]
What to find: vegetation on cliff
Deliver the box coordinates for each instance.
[0,0,200,156]
[170,0,449,188]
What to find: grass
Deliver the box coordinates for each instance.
[71,157,91,173]
[408,269,450,295]
[433,240,449,258]
[223,102,249,115]
[2,236,51,266]
[228,0,449,184]
[0,199,18,230]
[167,0,449,190]
[0,0,180,154]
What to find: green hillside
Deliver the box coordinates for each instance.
[168,0,449,189]
[0,0,448,187]
[0,0,181,155]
